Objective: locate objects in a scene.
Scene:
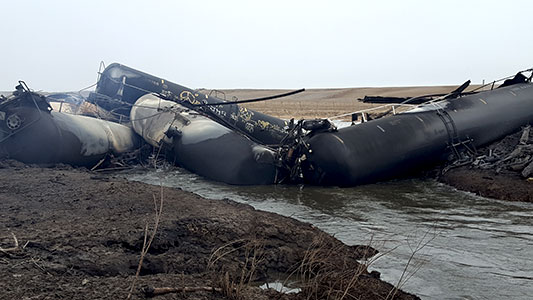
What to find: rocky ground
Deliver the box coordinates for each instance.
[0,161,419,300]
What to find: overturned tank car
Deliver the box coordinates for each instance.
[129,94,278,184]
[89,63,533,186]
[302,77,533,185]
[88,63,289,146]
[89,63,298,184]
[0,82,141,167]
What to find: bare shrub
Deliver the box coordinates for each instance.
[207,239,265,300]
[290,233,374,300]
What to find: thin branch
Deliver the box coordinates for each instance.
[142,286,225,297]
[126,187,164,300]
[0,233,20,254]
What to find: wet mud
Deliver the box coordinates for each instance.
[0,162,418,299]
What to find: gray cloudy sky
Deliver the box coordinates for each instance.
[2,0,532,91]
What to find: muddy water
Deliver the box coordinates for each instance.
[128,168,533,300]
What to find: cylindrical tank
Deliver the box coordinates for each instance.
[302,111,450,185]
[93,63,288,145]
[130,94,278,185]
[0,92,141,166]
[303,83,533,186]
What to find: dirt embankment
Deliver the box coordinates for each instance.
[440,167,533,202]
[0,162,418,300]
[439,127,533,202]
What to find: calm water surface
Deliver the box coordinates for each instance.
[127,168,533,300]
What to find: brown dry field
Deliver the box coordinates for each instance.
[210,85,482,120]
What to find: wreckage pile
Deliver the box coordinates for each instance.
[2,63,533,188]
[470,125,533,178]
[0,83,142,168]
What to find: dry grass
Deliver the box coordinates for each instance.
[386,227,438,299]
[280,228,438,300]
[289,234,376,300]
[200,85,481,120]
[207,239,265,300]
[126,186,164,300]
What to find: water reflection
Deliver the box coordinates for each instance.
[127,167,533,300]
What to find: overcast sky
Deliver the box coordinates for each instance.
[2,0,532,91]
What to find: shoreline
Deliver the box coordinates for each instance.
[437,127,533,203]
[439,167,533,202]
[0,163,418,299]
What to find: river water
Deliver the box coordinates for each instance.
[128,168,533,299]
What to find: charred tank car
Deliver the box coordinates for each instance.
[0,82,141,166]
[89,63,533,186]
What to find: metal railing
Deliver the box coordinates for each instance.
[328,102,418,122]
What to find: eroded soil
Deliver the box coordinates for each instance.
[0,162,418,299]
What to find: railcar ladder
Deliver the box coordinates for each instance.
[436,109,476,160]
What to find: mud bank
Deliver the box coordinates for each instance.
[0,162,418,299]
[439,128,533,202]
[440,168,533,202]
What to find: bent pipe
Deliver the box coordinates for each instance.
[92,63,288,145]
[302,83,533,186]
